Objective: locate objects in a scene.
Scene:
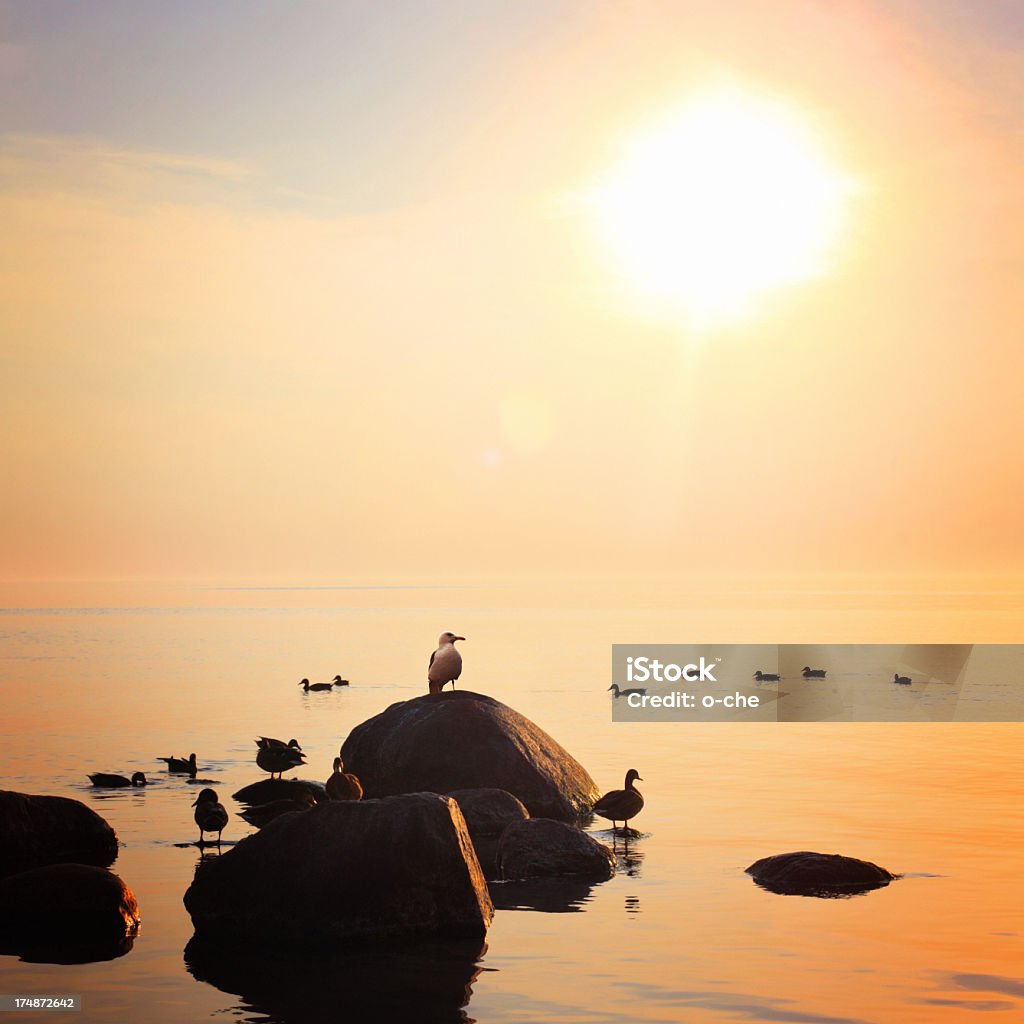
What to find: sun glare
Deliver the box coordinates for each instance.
[590,87,855,327]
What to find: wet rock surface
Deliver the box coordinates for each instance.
[341,691,599,819]
[185,793,493,944]
[0,789,119,877]
[746,851,897,897]
[497,818,616,881]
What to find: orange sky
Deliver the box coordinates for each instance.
[2,2,1022,582]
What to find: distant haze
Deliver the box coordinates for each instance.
[2,2,1021,582]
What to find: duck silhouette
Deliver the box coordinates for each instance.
[256,741,306,780]
[593,769,644,831]
[158,753,197,776]
[325,756,363,801]
[893,673,912,685]
[299,678,334,692]
[802,667,827,679]
[192,787,228,844]
[88,771,147,788]
[608,684,647,698]
[753,671,780,682]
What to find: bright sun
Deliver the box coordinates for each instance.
[590,87,855,327]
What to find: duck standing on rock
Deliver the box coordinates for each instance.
[88,771,147,788]
[255,739,306,779]
[192,788,228,844]
[428,631,465,694]
[158,753,198,777]
[325,756,363,801]
[255,737,303,754]
[593,769,644,832]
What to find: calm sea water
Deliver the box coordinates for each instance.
[1,576,1022,1023]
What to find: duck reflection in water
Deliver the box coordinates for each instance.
[611,831,645,878]
[184,935,486,1024]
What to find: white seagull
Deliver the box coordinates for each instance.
[428,631,465,693]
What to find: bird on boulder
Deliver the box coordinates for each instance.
[88,771,147,788]
[192,787,228,844]
[325,756,363,801]
[428,631,465,694]
[592,769,644,832]
[256,740,306,780]
[255,736,303,753]
[158,753,198,776]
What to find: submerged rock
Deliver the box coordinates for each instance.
[184,793,493,945]
[0,864,140,956]
[232,778,325,806]
[341,691,599,819]
[0,790,119,877]
[497,818,615,881]
[746,851,897,897]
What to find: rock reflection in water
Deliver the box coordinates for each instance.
[184,935,485,1024]
[2,936,136,965]
[489,878,599,913]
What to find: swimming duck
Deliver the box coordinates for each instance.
[802,667,827,679]
[332,675,350,687]
[592,769,644,830]
[753,671,780,682]
[255,737,303,752]
[158,753,198,776]
[256,742,306,779]
[239,793,317,827]
[893,673,912,685]
[299,678,334,692]
[192,787,228,844]
[608,684,647,698]
[428,632,465,693]
[325,756,363,801]
[88,771,147,788]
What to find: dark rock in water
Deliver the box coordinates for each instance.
[446,788,529,838]
[0,790,119,878]
[497,818,615,881]
[185,934,483,1023]
[0,864,140,959]
[184,793,493,945]
[341,690,599,820]
[746,851,897,897]
[232,778,325,806]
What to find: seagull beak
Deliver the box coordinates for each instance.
[455,635,466,641]
[191,796,199,807]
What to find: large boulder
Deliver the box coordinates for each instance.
[341,691,598,819]
[0,790,118,877]
[746,851,897,897]
[184,793,492,945]
[0,864,140,956]
[497,819,615,881]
